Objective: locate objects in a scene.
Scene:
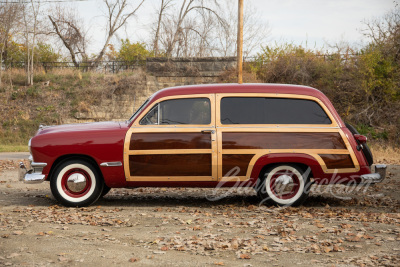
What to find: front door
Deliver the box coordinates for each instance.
[124,94,217,182]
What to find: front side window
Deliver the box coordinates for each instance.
[140,98,211,125]
[221,97,332,125]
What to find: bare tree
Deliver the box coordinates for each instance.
[49,0,145,66]
[361,7,400,61]
[22,0,42,85]
[157,0,223,57]
[94,0,145,64]
[153,0,268,57]
[152,0,173,56]
[214,1,270,57]
[48,5,88,67]
[0,1,22,87]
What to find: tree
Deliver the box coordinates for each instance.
[0,1,22,87]
[22,0,42,85]
[152,0,173,56]
[50,0,145,66]
[48,5,89,67]
[156,0,223,57]
[94,0,145,64]
[117,39,153,62]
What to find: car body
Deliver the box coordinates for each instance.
[20,84,387,207]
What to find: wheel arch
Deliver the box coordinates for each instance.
[250,153,324,183]
[48,154,103,182]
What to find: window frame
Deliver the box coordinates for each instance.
[133,94,215,128]
[216,93,337,128]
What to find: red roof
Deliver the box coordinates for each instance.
[138,83,344,128]
[153,83,325,99]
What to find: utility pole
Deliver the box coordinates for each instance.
[237,0,244,84]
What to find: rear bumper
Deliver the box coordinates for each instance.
[19,157,47,184]
[360,164,387,184]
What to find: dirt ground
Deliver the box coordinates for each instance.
[0,159,399,267]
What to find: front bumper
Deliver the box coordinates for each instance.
[19,157,47,184]
[360,164,387,184]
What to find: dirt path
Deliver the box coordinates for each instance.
[0,160,399,266]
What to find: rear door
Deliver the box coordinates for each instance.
[124,94,217,182]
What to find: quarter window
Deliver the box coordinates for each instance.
[140,98,211,125]
[220,97,331,124]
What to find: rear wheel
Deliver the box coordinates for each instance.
[257,164,311,206]
[50,159,104,207]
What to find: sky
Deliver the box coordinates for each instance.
[71,0,396,55]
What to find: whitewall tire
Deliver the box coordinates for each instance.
[50,159,103,207]
[257,164,311,206]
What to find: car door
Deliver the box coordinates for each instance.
[124,94,217,182]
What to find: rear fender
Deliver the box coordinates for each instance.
[249,153,324,184]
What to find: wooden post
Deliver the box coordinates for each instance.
[237,0,244,84]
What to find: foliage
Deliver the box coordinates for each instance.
[117,39,153,62]
[252,39,400,145]
[34,42,62,63]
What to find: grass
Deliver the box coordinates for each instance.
[0,145,29,153]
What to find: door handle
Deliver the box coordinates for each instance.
[201,130,215,134]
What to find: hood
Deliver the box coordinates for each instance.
[36,121,123,136]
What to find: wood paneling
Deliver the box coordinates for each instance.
[319,154,355,169]
[129,154,212,176]
[222,132,346,150]
[130,132,211,150]
[222,154,254,176]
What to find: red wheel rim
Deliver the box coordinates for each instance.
[269,170,300,200]
[61,168,92,198]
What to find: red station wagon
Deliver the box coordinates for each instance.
[20,84,387,207]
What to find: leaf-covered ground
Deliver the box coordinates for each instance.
[0,160,399,266]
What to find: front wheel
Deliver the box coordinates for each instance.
[257,164,311,206]
[50,159,104,207]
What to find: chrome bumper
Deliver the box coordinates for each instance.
[360,164,387,184]
[19,158,47,184]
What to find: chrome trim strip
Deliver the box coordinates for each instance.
[100,162,123,167]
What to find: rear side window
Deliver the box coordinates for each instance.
[220,97,331,124]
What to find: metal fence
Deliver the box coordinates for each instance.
[2,60,146,74]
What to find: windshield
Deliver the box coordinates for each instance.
[128,98,150,123]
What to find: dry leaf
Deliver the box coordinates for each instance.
[239,254,251,259]
[129,258,139,262]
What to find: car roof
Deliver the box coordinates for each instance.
[152,83,326,99]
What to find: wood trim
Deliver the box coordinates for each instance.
[129,154,212,176]
[126,176,216,182]
[319,154,355,169]
[128,149,212,155]
[222,132,346,150]
[222,154,254,176]
[130,132,211,150]
[124,94,217,181]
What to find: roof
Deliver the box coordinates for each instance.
[152,83,325,100]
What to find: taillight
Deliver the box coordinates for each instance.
[354,134,367,144]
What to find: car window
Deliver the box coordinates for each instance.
[140,98,211,125]
[221,97,331,124]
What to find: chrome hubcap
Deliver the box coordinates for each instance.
[66,173,87,193]
[274,174,296,195]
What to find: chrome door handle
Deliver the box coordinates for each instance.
[201,130,215,134]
